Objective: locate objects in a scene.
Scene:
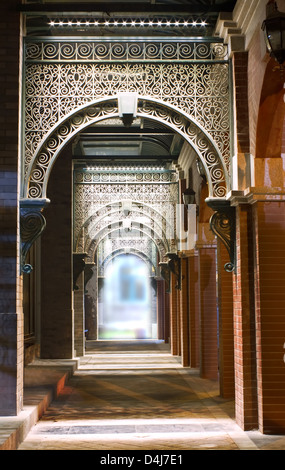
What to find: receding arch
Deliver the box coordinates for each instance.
[74,199,176,256]
[87,224,168,264]
[101,248,156,276]
[23,95,230,200]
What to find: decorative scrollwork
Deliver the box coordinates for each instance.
[23,38,230,199]
[159,262,171,293]
[20,200,49,273]
[25,39,228,63]
[207,199,236,273]
[73,253,87,290]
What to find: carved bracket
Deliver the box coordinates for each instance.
[167,252,181,290]
[84,263,95,293]
[159,252,182,292]
[73,253,87,291]
[207,199,236,273]
[159,262,171,293]
[20,199,49,274]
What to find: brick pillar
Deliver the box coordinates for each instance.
[85,264,97,340]
[198,245,218,380]
[188,252,200,368]
[180,257,190,366]
[254,200,285,434]
[170,274,178,355]
[217,240,234,399]
[164,289,170,344]
[233,203,258,430]
[0,1,23,416]
[157,280,165,340]
[74,271,85,357]
[41,144,74,359]
[176,285,181,357]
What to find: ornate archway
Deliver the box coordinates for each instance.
[20,36,234,272]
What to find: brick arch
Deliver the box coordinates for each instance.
[23,95,230,200]
[256,58,285,160]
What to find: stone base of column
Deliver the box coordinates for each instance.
[0,313,24,416]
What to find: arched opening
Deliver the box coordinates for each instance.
[22,93,229,380]
[98,254,154,340]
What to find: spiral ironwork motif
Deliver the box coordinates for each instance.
[20,208,47,273]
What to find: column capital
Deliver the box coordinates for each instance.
[227,188,285,205]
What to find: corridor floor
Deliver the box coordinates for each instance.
[18,341,285,451]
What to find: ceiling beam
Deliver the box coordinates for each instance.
[19,2,236,15]
[73,155,176,160]
[80,127,176,135]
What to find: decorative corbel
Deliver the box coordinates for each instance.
[73,253,87,291]
[206,198,236,273]
[166,252,181,290]
[159,262,171,293]
[20,199,50,274]
[84,263,95,292]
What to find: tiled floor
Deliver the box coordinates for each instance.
[16,341,285,451]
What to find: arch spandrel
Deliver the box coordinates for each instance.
[23,96,230,200]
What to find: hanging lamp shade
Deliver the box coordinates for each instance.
[262,0,285,65]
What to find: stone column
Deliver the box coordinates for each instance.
[0,2,23,416]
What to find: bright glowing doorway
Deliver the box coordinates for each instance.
[98,254,155,340]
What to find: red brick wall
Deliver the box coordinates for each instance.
[254,201,285,434]
[41,144,74,359]
[248,29,268,157]
[179,258,190,367]
[217,240,234,399]
[233,204,258,430]
[198,247,218,380]
[232,52,250,155]
[170,274,178,356]
[188,253,200,368]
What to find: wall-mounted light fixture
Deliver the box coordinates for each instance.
[118,92,138,127]
[262,0,285,67]
[182,187,196,206]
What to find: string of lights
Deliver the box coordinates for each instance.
[49,19,208,28]
[84,165,168,171]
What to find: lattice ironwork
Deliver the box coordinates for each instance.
[22,38,231,200]
[24,97,229,199]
